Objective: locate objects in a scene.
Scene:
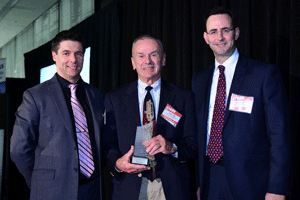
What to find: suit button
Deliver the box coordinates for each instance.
[138,173,142,178]
[74,146,77,150]
[73,168,78,172]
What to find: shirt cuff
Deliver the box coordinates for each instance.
[115,166,123,173]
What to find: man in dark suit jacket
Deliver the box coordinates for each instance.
[192,6,291,200]
[104,35,197,200]
[10,30,104,200]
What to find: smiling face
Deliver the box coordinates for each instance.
[204,14,240,64]
[131,38,166,85]
[52,40,84,83]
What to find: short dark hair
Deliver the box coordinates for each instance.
[204,6,237,32]
[132,35,164,56]
[51,30,84,53]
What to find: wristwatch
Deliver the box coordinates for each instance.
[172,143,178,153]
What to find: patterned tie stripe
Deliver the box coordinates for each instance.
[143,86,156,132]
[69,84,95,177]
[207,65,226,164]
[142,86,157,181]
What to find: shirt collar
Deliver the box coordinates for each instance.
[215,48,239,71]
[138,78,161,92]
[56,73,83,88]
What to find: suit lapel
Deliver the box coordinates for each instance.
[203,65,215,127]
[47,76,76,142]
[157,80,176,122]
[121,81,141,145]
[223,55,248,127]
[155,80,176,139]
[125,81,141,126]
[83,83,103,144]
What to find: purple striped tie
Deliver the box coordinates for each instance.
[69,84,94,177]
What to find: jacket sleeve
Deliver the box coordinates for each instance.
[102,93,123,179]
[175,90,198,162]
[10,90,40,188]
[263,65,291,195]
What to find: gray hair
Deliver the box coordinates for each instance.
[131,35,164,56]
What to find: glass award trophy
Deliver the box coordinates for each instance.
[131,121,153,165]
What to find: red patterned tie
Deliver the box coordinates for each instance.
[207,65,226,164]
[69,84,94,177]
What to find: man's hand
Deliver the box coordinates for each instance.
[144,135,176,156]
[265,193,285,200]
[115,145,150,174]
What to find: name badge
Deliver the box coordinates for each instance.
[161,104,182,127]
[229,93,254,114]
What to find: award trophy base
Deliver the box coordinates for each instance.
[131,156,149,165]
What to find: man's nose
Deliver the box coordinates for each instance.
[145,55,153,64]
[70,54,76,62]
[216,30,224,40]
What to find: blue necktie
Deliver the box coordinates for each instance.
[69,84,94,177]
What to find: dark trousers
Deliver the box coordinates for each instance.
[202,158,234,200]
[78,176,101,200]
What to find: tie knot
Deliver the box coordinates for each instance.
[218,65,225,73]
[68,84,78,92]
[145,86,153,92]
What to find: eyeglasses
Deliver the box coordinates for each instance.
[206,28,234,36]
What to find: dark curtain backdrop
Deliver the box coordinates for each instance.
[23,0,300,199]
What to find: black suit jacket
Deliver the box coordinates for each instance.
[104,80,197,200]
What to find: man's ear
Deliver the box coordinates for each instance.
[162,53,166,66]
[234,27,240,40]
[52,51,57,62]
[203,32,209,44]
[131,57,136,70]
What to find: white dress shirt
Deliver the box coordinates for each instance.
[138,78,161,124]
[206,49,239,149]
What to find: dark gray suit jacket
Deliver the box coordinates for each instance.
[10,75,104,200]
